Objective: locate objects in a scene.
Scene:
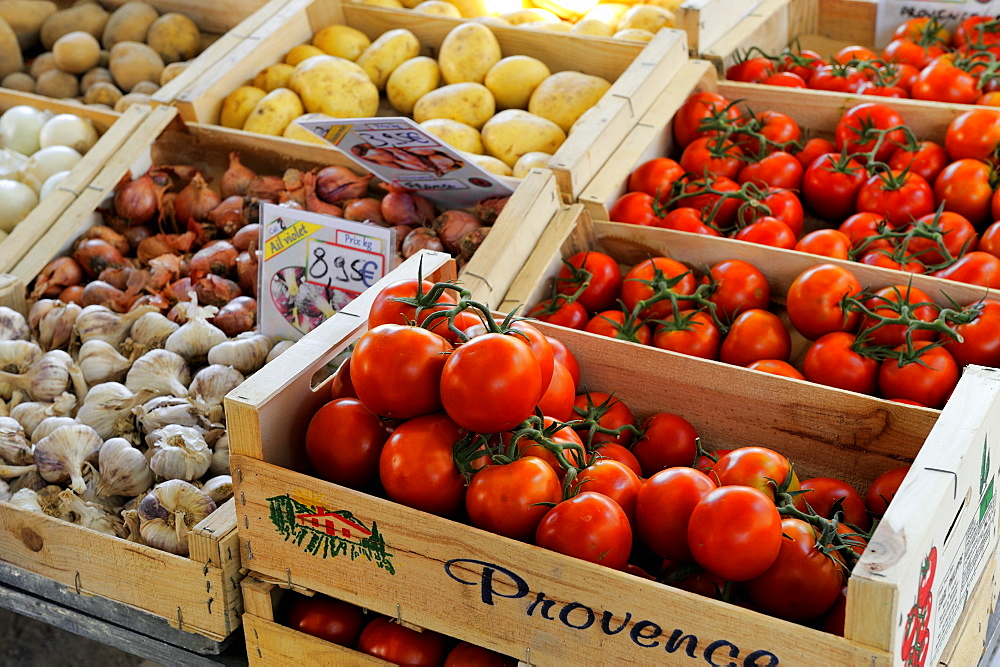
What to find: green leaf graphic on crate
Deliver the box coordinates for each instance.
[267,492,395,574]
[981,435,994,522]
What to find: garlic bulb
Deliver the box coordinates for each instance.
[137,479,217,555]
[0,339,42,399]
[133,395,210,433]
[266,339,294,363]
[33,423,102,493]
[146,424,211,481]
[0,462,36,478]
[206,333,273,375]
[209,433,229,476]
[76,382,150,441]
[9,488,42,512]
[77,340,132,385]
[80,463,126,514]
[30,299,80,352]
[0,306,28,341]
[123,311,178,354]
[125,348,190,398]
[0,479,9,502]
[201,475,233,504]
[9,468,45,493]
[96,437,151,497]
[165,300,226,364]
[0,415,33,465]
[37,484,70,518]
[75,304,158,347]
[0,349,73,402]
[57,488,124,537]
[121,508,145,544]
[9,392,76,437]
[189,364,244,422]
[31,416,78,443]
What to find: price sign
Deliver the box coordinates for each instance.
[875,1,1000,47]
[259,202,395,341]
[296,116,515,209]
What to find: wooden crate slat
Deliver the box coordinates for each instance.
[699,0,791,70]
[676,0,764,52]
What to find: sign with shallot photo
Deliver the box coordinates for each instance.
[258,202,396,341]
[296,116,515,210]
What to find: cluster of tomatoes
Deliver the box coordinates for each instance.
[609,91,1000,289]
[302,275,912,632]
[280,589,514,665]
[726,16,1000,105]
[529,250,1000,408]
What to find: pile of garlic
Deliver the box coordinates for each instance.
[0,300,291,556]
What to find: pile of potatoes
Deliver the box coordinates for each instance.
[0,0,209,111]
[353,0,682,43]
[220,22,618,177]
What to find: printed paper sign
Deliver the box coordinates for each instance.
[876,1,1000,48]
[259,202,395,341]
[296,116,514,209]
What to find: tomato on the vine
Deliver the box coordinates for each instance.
[865,466,910,517]
[573,391,636,448]
[855,169,936,229]
[933,159,995,228]
[282,594,367,647]
[555,251,622,314]
[794,229,852,259]
[945,108,1000,163]
[746,359,806,380]
[570,458,643,523]
[802,152,866,222]
[709,446,799,501]
[652,310,721,360]
[609,190,662,227]
[944,299,1000,368]
[706,258,771,323]
[930,250,1000,287]
[785,264,863,341]
[631,412,699,476]
[620,256,696,320]
[878,341,959,408]
[688,485,783,581]
[536,359,575,422]
[718,308,791,366]
[834,103,906,163]
[627,157,684,202]
[306,398,392,490]
[795,476,871,531]
[673,92,741,149]
[802,331,879,396]
[368,279,458,331]
[379,413,467,517]
[358,617,447,665]
[636,467,717,561]
[466,456,562,541]
[535,491,632,569]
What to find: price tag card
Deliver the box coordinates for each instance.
[296,116,515,209]
[258,202,396,341]
[875,1,1000,47]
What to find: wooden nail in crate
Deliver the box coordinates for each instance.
[225,242,1000,666]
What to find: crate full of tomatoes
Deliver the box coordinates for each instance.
[225,248,1000,665]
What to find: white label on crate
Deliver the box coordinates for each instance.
[295,116,515,210]
[258,202,395,341]
[875,1,1000,48]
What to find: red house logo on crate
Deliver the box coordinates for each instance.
[267,492,395,574]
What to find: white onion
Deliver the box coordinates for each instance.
[0,106,52,156]
[0,147,27,181]
[0,179,38,233]
[39,169,71,199]
[39,114,98,154]
[22,145,82,193]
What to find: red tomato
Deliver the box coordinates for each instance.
[536,359,575,422]
[680,175,743,228]
[795,137,836,169]
[658,207,721,236]
[834,103,906,163]
[794,229,852,260]
[535,491,632,569]
[785,264,863,341]
[620,256,696,320]
[445,642,515,666]
[687,486,783,581]
[858,284,940,348]
[516,418,585,479]
[680,136,745,181]
[822,586,850,637]
[808,63,866,93]
[546,335,580,388]
[719,308,792,366]
[834,44,878,63]
[595,442,642,476]
[738,188,804,237]
[631,412,699,476]
[283,593,367,647]
[584,309,652,345]
[933,159,995,228]
[368,278,457,331]
[695,448,734,474]
[905,210,978,266]
[609,190,661,227]
[761,71,807,88]
[911,60,980,104]
[855,169,936,229]
[733,216,797,250]
[878,341,959,408]
[726,56,775,83]
[572,391,636,448]
[357,617,447,665]
[839,211,892,253]
[737,151,803,190]
[983,220,1000,256]
[555,251,623,314]
[894,17,950,43]
[706,258,771,324]
[527,298,588,330]
[734,110,801,158]
[882,37,946,69]
[709,446,799,501]
[673,92,741,149]
[466,457,562,541]
[745,518,845,622]
[865,466,909,517]
[306,398,392,490]
[441,332,542,433]
[887,140,949,184]
[652,310,721,360]
[746,359,805,380]
[627,157,684,202]
[802,331,879,396]
[779,47,823,80]
[944,299,1000,368]
[795,476,871,531]
[802,152,866,222]
[930,251,1000,287]
[945,108,1000,163]
[328,357,356,400]
[636,467,717,561]
[571,458,643,523]
[379,413,466,517]
[351,324,451,419]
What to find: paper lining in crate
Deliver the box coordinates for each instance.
[165,0,689,201]
[0,92,146,275]
[224,244,1000,665]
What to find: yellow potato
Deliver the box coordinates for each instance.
[355,28,420,90]
[466,153,512,176]
[108,41,164,92]
[499,8,560,24]
[288,55,380,117]
[420,118,483,154]
[146,12,201,64]
[437,22,502,85]
[52,31,101,74]
[285,44,325,66]
[413,0,462,16]
[616,4,673,33]
[481,109,565,167]
[484,55,550,110]
[312,24,370,61]
[512,150,551,177]
[528,70,611,133]
[571,19,614,37]
[224,87,266,129]
[444,0,489,17]
[582,3,629,29]
[243,87,304,136]
[252,63,295,92]
[412,82,495,130]
[612,28,654,42]
[283,112,336,144]
[101,1,158,50]
[385,56,439,115]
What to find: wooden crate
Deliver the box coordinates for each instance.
[0,92,140,275]
[225,246,1000,665]
[673,0,762,53]
[0,497,242,644]
[167,0,689,201]
[689,0,790,67]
